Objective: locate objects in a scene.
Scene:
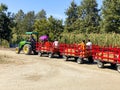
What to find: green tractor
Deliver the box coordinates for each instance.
[15,32,38,55]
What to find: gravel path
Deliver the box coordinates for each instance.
[0,49,120,90]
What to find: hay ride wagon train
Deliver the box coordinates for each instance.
[15,32,120,73]
[35,42,120,73]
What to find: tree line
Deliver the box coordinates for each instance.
[0,0,120,45]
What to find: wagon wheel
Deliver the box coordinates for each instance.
[97,60,104,68]
[77,58,84,64]
[63,55,68,61]
[38,52,42,57]
[117,65,120,73]
[49,53,53,58]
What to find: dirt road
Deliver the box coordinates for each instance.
[0,49,120,90]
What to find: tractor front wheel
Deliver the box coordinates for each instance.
[15,47,19,54]
[23,44,32,55]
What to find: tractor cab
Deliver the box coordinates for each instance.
[16,32,38,55]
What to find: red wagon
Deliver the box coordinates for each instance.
[92,45,120,72]
[36,42,62,58]
[59,43,93,64]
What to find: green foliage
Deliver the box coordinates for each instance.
[0,39,9,47]
[13,9,25,35]
[10,10,25,44]
[48,16,63,40]
[0,3,13,43]
[77,0,100,33]
[65,0,78,32]
[12,9,47,44]
[100,0,120,33]
[11,10,36,44]
[13,10,35,34]
[35,9,46,20]
[0,3,7,12]
[34,16,63,41]
[34,18,49,36]
[22,11,35,32]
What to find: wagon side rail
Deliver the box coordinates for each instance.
[92,46,120,63]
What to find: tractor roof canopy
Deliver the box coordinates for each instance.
[25,32,38,35]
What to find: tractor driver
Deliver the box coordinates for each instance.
[29,34,36,42]
[29,34,36,49]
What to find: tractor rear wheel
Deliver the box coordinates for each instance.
[23,44,32,55]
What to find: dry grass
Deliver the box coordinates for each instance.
[0,54,26,65]
[60,33,120,47]
[0,54,14,64]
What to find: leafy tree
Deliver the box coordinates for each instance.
[14,9,25,35]
[11,9,25,43]
[23,11,35,32]
[0,3,7,12]
[0,3,13,43]
[77,0,100,33]
[48,16,63,40]
[34,9,47,37]
[35,9,46,20]
[14,10,35,33]
[34,16,63,41]
[34,18,49,36]
[64,0,78,32]
[100,0,120,33]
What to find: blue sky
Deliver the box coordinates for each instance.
[0,0,102,20]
